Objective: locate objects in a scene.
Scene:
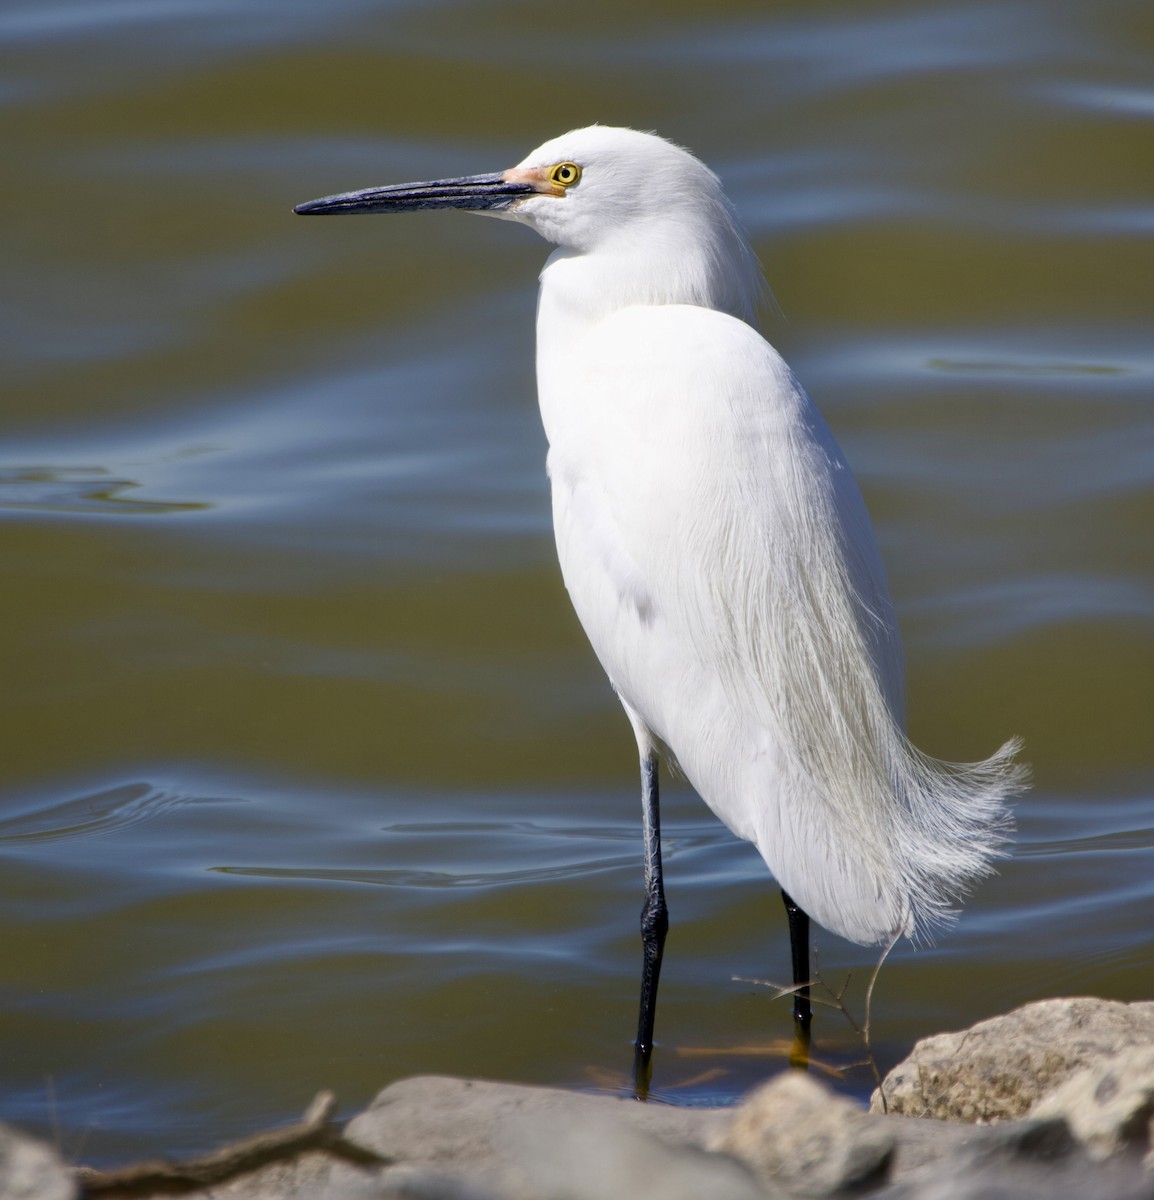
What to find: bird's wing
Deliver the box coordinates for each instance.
[545,303,912,941]
[549,302,903,723]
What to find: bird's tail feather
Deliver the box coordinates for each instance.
[890,734,1028,944]
[768,722,1028,947]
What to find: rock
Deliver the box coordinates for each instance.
[713,1071,894,1196]
[871,1157,1154,1200]
[343,1075,737,1200]
[0,1124,75,1200]
[336,1162,503,1199]
[53,1011,1154,1200]
[1030,1045,1154,1164]
[503,1113,764,1200]
[872,998,1154,1122]
[875,1115,977,1176]
[871,1115,1154,1199]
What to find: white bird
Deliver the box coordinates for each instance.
[295,125,1028,1071]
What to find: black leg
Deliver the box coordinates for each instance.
[781,889,812,1066]
[632,748,668,1094]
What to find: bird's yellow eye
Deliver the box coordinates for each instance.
[549,162,582,189]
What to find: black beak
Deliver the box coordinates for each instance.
[294,172,536,216]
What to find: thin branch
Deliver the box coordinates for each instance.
[863,931,900,1111]
[74,1092,389,1198]
[737,934,898,1101]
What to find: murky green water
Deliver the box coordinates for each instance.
[1,0,1151,1165]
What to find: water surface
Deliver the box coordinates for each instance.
[1,0,1151,1164]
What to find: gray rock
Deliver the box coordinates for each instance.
[54,1008,1154,1200]
[343,1075,737,1200]
[872,998,1154,1122]
[189,1151,373,1200]
[873,1115,1154,1199]
[504,1112,764,1200]
[712,1071,894,1196]
[0,1124,75,1200]
[1030,1045,1154,1165]
[875,1114,978,1177]
[872,1158,1154,1200]
[331,1162,503,1199]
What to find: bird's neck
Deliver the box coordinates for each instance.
[533,236,763,447]
[537,227,762,325]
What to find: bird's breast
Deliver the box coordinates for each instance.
[536,306,791,762]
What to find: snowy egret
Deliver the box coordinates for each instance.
[295,126,1027,1073]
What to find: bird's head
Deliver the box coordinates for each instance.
[296,125,766,322]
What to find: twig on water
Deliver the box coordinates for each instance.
[737,930,900,1110]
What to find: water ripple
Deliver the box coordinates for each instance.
[0,782,193,845]
[0,465,206,517]
[212,859,626,889]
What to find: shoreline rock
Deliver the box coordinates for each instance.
[12,997,1154,1200]
[871,996,1154,1123]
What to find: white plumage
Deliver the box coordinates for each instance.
[516,126,1025,945]
[295,125,1028,1039]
